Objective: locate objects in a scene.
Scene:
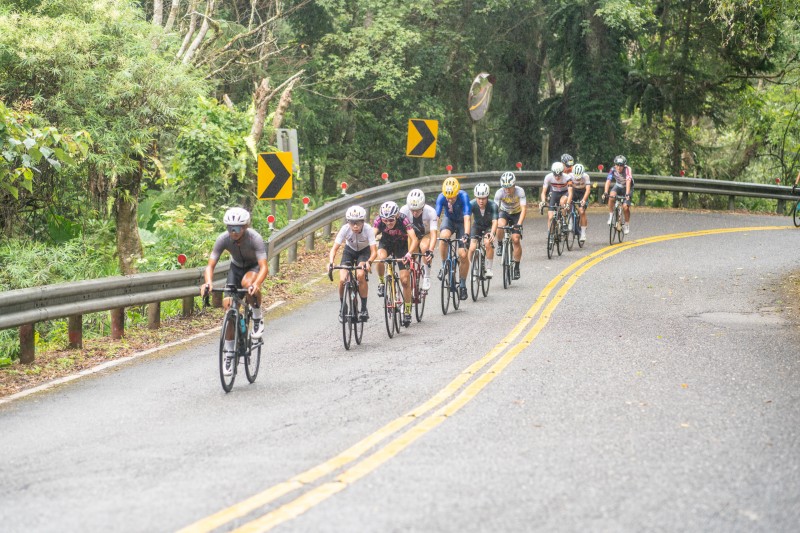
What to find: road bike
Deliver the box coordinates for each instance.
[469,234,491,301]
[565,200,582,250]
[328,263,366,350]
[542,204,566,260]
[497,224,520,289]
[203,285,262,393]
[375,258,405,338]
[609,195,628,244]
[409,252,428,322]
[438,237,463,314]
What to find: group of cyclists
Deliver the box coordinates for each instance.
[200,153,635,360]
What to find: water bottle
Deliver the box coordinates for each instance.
[239,315,246,336]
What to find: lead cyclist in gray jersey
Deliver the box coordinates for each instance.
[200,207,269,350]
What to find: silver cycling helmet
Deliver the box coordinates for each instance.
[223,207,250,225]
[345,205,367,221]
[474,182,490,198]
[551,162,565,175]
[499,171,516,188]
[379,201,399,219]
[406,189,426,210]
[614,155,627,166]
[561,153,574,167]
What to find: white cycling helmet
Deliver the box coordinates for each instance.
[345,205,367,221]
[551,162,565,175]
[500,171,516,188]
[406,189,426,210]
[379,201,399,219]
[223,207,250,225]
[573,163,585,176]
[474,183,490,198]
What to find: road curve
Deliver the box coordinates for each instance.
[2,210,799,532]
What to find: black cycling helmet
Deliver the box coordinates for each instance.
[614,155,627,166]
[560,153,574,167]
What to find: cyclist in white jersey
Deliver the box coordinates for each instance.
[571,163,592,243]
[540,161,574,236]
[400,189,438,291]
[328,205,378,322]
[494,171,526,280]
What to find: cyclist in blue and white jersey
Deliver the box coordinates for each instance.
[469,182,499,279]
[374,201,419,326]
[495,171,527,280]
[435,176,472,301]
[602,154,634,235]
[328,205,377,322]
[400,189,438,291]
[571,163,592,244]
[540,161,574,236]
[201,207,268,375]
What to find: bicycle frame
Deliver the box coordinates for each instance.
[438,237,462,314]
[375,258,404,338]
[329,264,366,349]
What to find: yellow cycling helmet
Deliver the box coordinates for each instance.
[442,177,461,199]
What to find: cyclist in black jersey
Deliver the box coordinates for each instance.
[469,183,498,278]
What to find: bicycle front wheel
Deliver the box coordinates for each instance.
[794,200,800,227]
[352,288,363,345]
[393,276,403,333]
[617,207,625,243]
[414,272,426,322]
[565,213,576,251]
[470,249,481,301]
[245,337,261,383]
[341,284,354,349]
[383,280,395,339]
[219,310,237,393]
[556,217,564,256]
[609,210,618,245]
[481,251,490,297]
[441,261,451,315]
[547,217,558,259]
[503,242,512,288]
[452,259,461,310]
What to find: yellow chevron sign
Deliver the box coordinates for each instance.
[257,152,293,200]
[406,119,438,159]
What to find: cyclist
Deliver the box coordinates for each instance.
[561,153,575,176]
[571,163,592,244]
[469,182,499,278]
[374,201,419,326]
[495,171,527,280]
[540,161,574,240]
[602,154,634,235]
[328,205,377,323]
[399,189,438,291]
[200,207,268,376]
[435,177,472,300]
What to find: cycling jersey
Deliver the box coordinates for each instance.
[542,172,572,193]
[373,212,413,245]
[399,204,438,238]
[494,186,527,215]
[335,223,377,252]
[435,191,472,221]
[470,199,499,229]
[572,171,591,190]
[607,165,633,187]
[210,229,267,268]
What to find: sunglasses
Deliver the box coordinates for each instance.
[381,217,396,223]
[227,225,244,234]
[348,220,364,226]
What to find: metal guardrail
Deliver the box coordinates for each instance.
[1,171,796,360]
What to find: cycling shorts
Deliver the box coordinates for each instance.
[470,224,493,240]
[498,211,523,234]
[610,184,634,205]
[439,217,466,249]
[378,239,409,270]
[548,190,570,209]
[227,263,259,289]
[342,245,371,266]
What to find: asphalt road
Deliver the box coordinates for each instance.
[2,210,799,532]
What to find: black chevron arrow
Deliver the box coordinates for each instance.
[260,153,290,198]
[409,119,435,156]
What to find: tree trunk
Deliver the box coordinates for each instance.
[268,79,298,143]
[115,162,144,276]
[164,0,181,32]
[250,78,271,146]
[152,0,164,26]
[182,0,215,64]
[176,0,199,59]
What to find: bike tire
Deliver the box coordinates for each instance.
[414,274,426,323]
[383,280,395,339]
[441,261,451,315]
[565,213,575,251]
[393,276,403,332]
[452,259,461,311]
[481,251,490,297]
[794,200,800,227]
[556,216,564,256]
[609,209,617,245]
[341,285,353,349]
[617,207,625,243]
[219,310,237,393]
[547,217,557,259]
[352,287,364,345]
[503,242,512,288]
[470,249,481,301]
[245,337,261,383]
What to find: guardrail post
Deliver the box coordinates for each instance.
[777,199,785,215]
[680,192,689,208]
[182,296,194,317]
[148,303,160,329]
[68,315,83,348]
[19,324,35,364]
[111,308,124,340]
[638,189,647,206]
[288,242,297,263]
[212,291,223,308]
[323,223,332,240]
[305,232,315,251]
[728,195,735,210]
[269,256,280,276]
[672,192,680,208]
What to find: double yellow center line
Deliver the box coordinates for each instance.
[180,226,788,533]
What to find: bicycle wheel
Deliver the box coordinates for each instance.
[577,213,585,248]
[547,217,558,259]
[393,276,403,332]
[414,270,426,323]
[452,259,461,310]
[383,277,395,338]
[617,206,625,243]
[609,209,618,245]
[481,251,490,297]
[556,217,564,256]
[352,287,364,345]
[245,337,261,383]
[470,248,481,301]
[219,310,237,393]
[440,260,451,315]
[341,283,354,349]
[565,212,575,251]
[503,241,512,288]
[794,200,800,227]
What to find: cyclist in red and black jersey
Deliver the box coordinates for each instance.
[373,201,419,326]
